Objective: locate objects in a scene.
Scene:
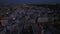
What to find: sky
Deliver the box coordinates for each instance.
[0,0,59,4]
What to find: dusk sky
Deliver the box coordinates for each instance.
[0,0,59,4]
